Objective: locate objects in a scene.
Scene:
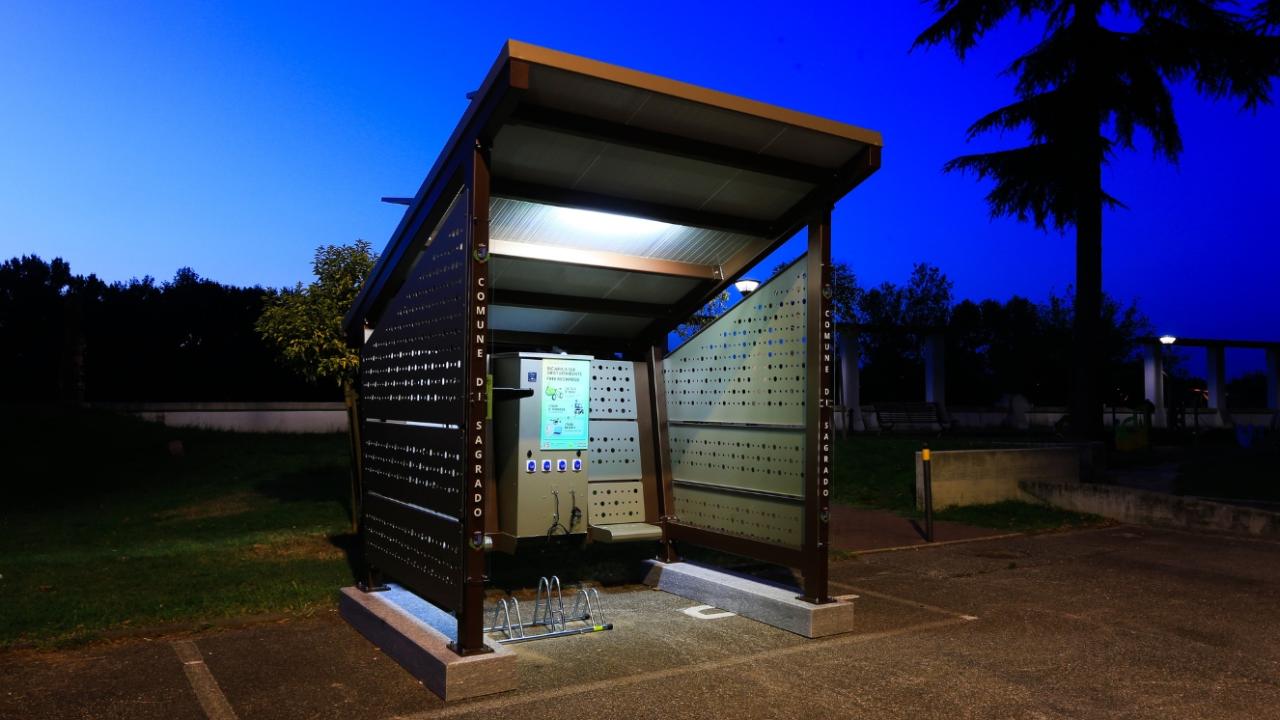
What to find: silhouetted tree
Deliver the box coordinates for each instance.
[1226,371,1267,409]
[857,263,954,401]
[0,256,77,402]
[915,0,1280,436]
[0,254,332,402]
[946,289,1152,406]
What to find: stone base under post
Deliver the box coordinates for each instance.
[339,586,516,702]
[643,561,856,638]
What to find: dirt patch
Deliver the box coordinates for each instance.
[242,535,345,561]
[154,492,256,522]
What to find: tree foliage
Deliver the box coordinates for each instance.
[256,241,376,387]
[913,0,1279,433]
[0,255,334,402]
[944,289,1152,405]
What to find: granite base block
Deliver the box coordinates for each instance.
[339,586,516,701]
[643,561,856,638]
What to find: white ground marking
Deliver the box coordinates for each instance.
[394,616,972,720]
[828,580,978,621]
[171,640,240,720]
[680,604,736,620]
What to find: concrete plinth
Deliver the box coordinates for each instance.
[643,561,856,638]
[339,586,516,702]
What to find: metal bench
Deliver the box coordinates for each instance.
[874,402,950,433]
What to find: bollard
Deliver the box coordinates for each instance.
[922,444,934,543]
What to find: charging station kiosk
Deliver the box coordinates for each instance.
[341,40,882,687]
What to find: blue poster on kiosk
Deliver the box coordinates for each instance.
[539,358,590,450]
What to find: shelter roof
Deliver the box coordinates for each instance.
[345,40,882,345]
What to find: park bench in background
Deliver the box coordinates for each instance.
[874,402,951,434]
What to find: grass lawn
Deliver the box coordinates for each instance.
[832,434,1103,531]
[0,409,354,649]
[0,410,1103,649]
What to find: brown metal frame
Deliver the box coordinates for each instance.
[801,211,833,603]
[631,360,662,524]
[454,142,494,656]
[645,343,680,563]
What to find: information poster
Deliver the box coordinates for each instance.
[539,358,590,450]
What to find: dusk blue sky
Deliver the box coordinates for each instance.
[2,2,1276,377]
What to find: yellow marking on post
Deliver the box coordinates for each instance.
[921,449,931,462]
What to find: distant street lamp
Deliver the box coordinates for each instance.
[734,278,761,296]
[1159,335,1177,345]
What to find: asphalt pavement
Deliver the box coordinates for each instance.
[4,525,1279,719]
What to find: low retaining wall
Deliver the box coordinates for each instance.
[1022,480,1280,539]
[95,402,348,433]
[915,447,1080,510]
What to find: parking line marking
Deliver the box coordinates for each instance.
[171,640,239,720]
[396,616,971,720]
[681,604,736,619]
[828,580,977,621]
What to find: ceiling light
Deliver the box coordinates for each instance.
[734,278,761,295]
[550,206,671,237]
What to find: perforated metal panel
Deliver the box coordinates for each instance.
[588,420,643,481]
[668,424,804,497]
[360,191,468,422]
[663,259,810,553]
[588,481,646,524]
[590,359,638,419]
[358,191,469,609]
[673,485,802,548]
[362,421,463,515]
[362,492,462,609]
[664,260,807,425]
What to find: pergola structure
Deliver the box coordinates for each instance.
[343,41,882,655]
[1142,336,1280,427]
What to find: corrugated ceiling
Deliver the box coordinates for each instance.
[490,197,755,267]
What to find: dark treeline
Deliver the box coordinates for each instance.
[0,255,337,403]
[844,262,1152,406]
[6,253,1255,408]
[831,262,1254,409]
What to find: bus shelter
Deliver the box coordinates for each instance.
[343,40,883,658]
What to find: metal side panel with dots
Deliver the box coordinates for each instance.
[361,491,461,610]
[588,480,646,525]
[663,259,807,425]
[360,190,468,423]
[673,486,802,549]
[668,424,804,498]
[590,359,638,419]
[361,421,464,519]
[588,420,643,481]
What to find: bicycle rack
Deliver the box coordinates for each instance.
[484,576,613,644]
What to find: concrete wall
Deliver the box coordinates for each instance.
[856,404,1195,432]
[95,402,348,433]
[915,447,1080,510]
[947,407,1011,429]
[1022,480,1280,539]
[1231,411,1278,428]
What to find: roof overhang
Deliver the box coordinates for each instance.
[345,40,883,346]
